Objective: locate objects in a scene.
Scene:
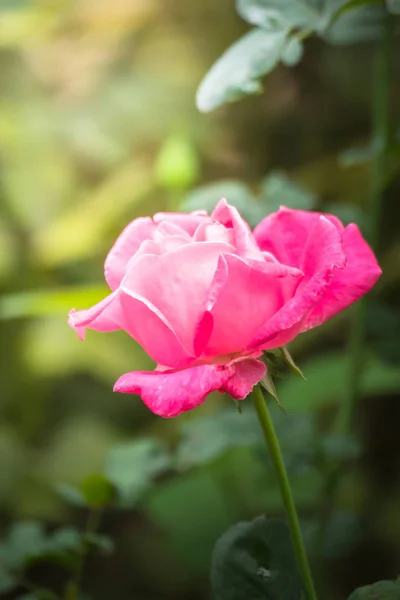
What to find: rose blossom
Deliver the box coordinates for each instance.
[69,199,381,417]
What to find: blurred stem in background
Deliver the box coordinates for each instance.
[64,510,102,600]
[251,384,318,600]
[314,9,395,569]
[337,10,394,433]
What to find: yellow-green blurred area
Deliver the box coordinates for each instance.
[0,1,399,599]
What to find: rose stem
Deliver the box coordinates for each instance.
[251,383,318,600]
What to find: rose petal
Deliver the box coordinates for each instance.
[153,211,209,236]
[104,217,155,291]
[304,223,382,328]
[121,241,235,355]
[113,357,266,417]
[202,253,302,357]
[212,198,264,260]
[119,291,194,368]
[254,207,345,271]
[68,291,121,340]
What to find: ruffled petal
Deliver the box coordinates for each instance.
[104,217,155,291]
[304,223,382,328]
[202,253,303,357]
[121,241,235,355]
[68,291,121,340]
[153,211,209,236]
[113,357,266,417]
[254,207,344,271]
[212,198,264,260]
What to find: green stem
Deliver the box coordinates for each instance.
[251,384,318,600]
[336,11,394,434]
[64,509,102,600]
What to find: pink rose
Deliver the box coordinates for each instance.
[69,200,381,417]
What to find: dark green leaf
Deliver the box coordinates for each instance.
[80,474,116,508]
[6,522,47,568]
[0,560,17,593]
[105,439,172,508]
[260,171,317,212]
[320,434,361,461]
[236,0,323,31]
[278,352,400,413]
[176,409,261,470]
[323,3,385,44]
[347,579,400,600]
[211,517,301,600]
[196,28,287,113]
[84,534,114,555]
[181,180,266,227]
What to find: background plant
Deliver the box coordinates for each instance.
[0,0,399,599]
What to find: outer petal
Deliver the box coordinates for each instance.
[113,357,266,417]
[304,223,382,328]
[212,199,264,260]
[254,207,344,270]
[153,211,209,236]
[119,291,194,368]
[202,253,303,357]
[249,216,346,350]
[68,291,121,340]
[121,241,235,355]
[104,217,155,291]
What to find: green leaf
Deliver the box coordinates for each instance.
[154,134,200,190]
[323,3,385,45]
[6,521,47,568]
[0,286,107,320]
[338,142,379,167]
[181,180,265,227]
[281,36,304,66]
[277,352,400,413]
[320,434,361,461]
[347,579,400,600]
[176,409,261,470]
[105,439,172,508]
[236,0,323,31]
[56,484,87,507]
[0,560,17,593]
[196,27,288,113]
[260,171,317,212]
[83,533,114,555]
[80,474,116,509]
[387,0,400,14]
[211,517,301,600]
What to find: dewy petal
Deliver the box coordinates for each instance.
[153,211,209,236]
[68,291,121,340]
[113,357,266,418]
[121,241,235,355]
[212,198,264,260]
[104,217,155,291]
[202,253,302,357]
[119,291,193,369]
[304,223,382,329]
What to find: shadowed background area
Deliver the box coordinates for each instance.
[0,1,399,599]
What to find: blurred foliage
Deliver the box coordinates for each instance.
[0,0,399,599]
